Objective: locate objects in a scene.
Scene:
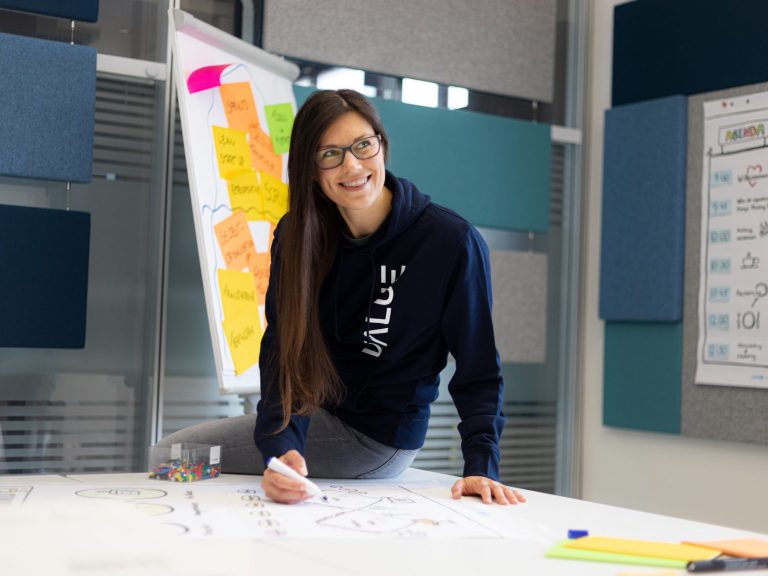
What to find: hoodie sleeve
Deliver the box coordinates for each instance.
[253,220,311,465]
[441,225,505,481]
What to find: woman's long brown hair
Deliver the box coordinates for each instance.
[274,89,390,429]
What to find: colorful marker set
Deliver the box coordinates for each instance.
[149,459,221,482]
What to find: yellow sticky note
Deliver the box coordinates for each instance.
[264,102,294,154]
[564,536,720,562]
[249,125,283,181]
[212,125,251,180]
[617,572,679,576]
[218,269,262,374]
[222,314,263,375]
[219,82,260,133]
[227,171,265,221]
[260,172,289,224]
[218,268,259,322]
[214,211,259,272]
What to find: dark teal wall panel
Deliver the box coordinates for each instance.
[604,322,682,434]
[613,0,768,106]
[0,205,90,348]
[295,86,551,231]
[0,0,99,22]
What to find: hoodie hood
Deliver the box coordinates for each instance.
[339,170,431,250]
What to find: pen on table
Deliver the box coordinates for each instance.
[687,556,768,572]
[266,457,328,501]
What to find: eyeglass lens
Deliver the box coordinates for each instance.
[316,135,380,169]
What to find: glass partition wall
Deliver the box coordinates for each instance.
[0,0,584,497]
[0,1,169,474]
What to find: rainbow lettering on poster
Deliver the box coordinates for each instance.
[719,121,767,146]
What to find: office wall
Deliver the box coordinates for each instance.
[581,0,768,533]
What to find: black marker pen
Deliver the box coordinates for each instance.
[687,556,768,572]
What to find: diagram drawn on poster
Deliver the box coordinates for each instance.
[5,480,506,541]
[170,10,299,394]
[697,90,768,388]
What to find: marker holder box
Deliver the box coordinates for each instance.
[148,443,222,482]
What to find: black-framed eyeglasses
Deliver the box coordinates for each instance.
[315,134,382,170]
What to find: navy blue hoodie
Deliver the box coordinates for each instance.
[254,171,505,480]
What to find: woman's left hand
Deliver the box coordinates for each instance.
[451,476,527,505]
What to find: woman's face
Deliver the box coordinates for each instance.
[315,111,387,229]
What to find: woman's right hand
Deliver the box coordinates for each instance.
[261,449,313,504]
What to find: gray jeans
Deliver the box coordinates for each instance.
[155,409,419,479]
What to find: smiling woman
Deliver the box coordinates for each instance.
[251,88,524,505]
[160,89,526,507]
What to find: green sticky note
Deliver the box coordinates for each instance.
[545,542,688,569]
[264,102,294,155]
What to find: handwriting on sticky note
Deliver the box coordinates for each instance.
[220,82,260,133]
[218,269,263,373]
[212,126,251,180]
[214,211,259,271]
[222,314,263,374]
[249,126,283,180]
[264,102,294,155]
[260,172,289,224]
[248,252,271,306]
[218,268,258,319]
[227,171,265,221]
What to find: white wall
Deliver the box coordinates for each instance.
[581,0,768,533]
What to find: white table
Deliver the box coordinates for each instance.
[1,468,766,576]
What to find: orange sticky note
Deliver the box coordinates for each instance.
[267,222,277,255]
[227,171,265,221]
[220,82,260,133]
[214,211,258,272]
[260,172,289,225]
[248,251,271,306]
[683,539,768,558]
[249,126,283,180]
[212,125,251,179]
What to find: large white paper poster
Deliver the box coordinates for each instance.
[3,479,509,540]
[170,10,299,394]
[696,90,768,388]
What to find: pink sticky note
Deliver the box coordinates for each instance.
[187,64,232,94]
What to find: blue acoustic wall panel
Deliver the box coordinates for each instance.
[604,321,682,434]
[0,32,96,182]
[599,95,687,321]
[295,86,551,232]
[613,0,768,107]
[0,0,99,22]
[0,205,90,348]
